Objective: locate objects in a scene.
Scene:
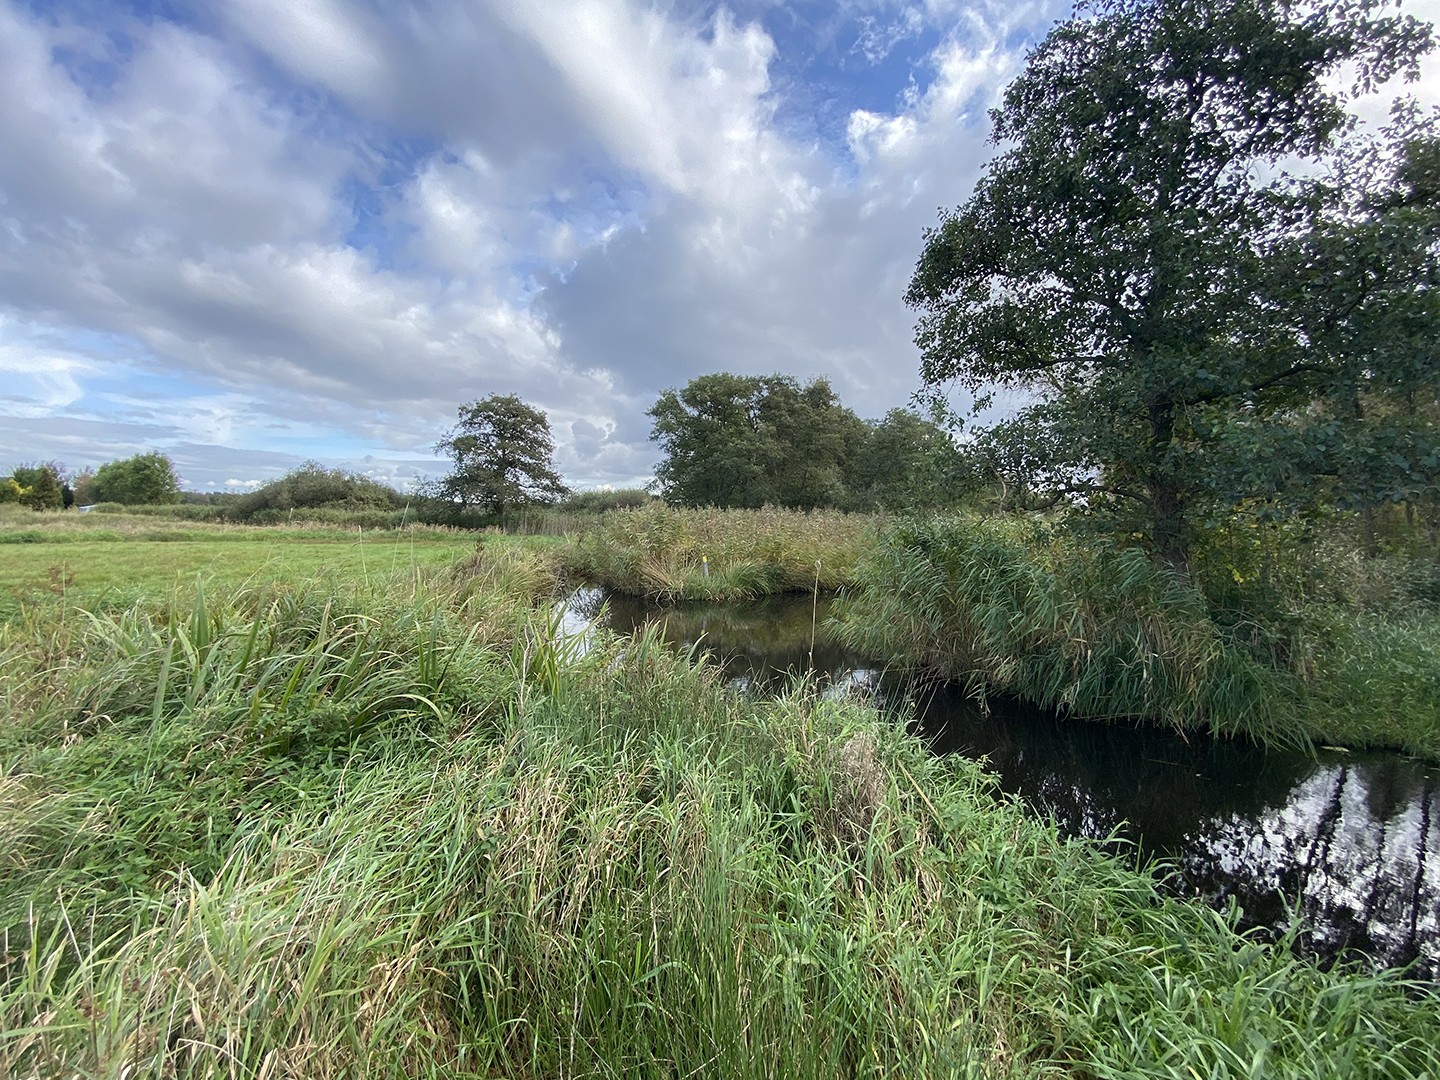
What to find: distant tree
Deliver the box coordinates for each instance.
[8,462,66,510]
[648,374,867,508]
[846,409,971,511]
[906,0,1437,573]
[70,468,97,507]
[88,452,183,506]
[434,396,569,515]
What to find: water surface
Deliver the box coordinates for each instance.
[577,589,1440,978]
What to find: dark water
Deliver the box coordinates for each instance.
[570,588,1440,978]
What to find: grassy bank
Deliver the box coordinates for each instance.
[833,514,1440,757]
[1,550,1438,1076]
[563,503,878,601]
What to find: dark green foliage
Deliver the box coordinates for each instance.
[229,462,404,521]
[7,462,66,511]
[179,490,245,507]
[844,408,973,511]
[649,373,869,509]
[87,452,182,506]
[557,487,655,512]
[908,0,1438,571]
[430,394,569,517]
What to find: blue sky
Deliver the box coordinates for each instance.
[2,0,1436,491]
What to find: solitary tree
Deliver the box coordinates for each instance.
[88,452,183,505]
[907,0,1436,572]
[435,395,569,515]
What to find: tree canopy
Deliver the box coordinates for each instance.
[907,0,1439,570]
[3,462,67,510]
[648,374,868,509]
[648,373,968,511]
[434,395,569,515]
[86,452,183,506]
[846,408,973,511]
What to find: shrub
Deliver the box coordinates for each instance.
[227,463,404,522]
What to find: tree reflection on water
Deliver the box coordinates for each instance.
[580,589,1440,978]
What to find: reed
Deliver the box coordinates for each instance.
[832,515,1312,746]
[1,557,1437,1077]
[563,503,878,601]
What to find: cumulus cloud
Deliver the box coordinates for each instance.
[7,0,1417,493]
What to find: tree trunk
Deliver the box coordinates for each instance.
[1147,396,1191,579]
[1340,383,1378,557]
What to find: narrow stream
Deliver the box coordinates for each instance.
[569,588,1440,979]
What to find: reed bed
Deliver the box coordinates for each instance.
[832,515,1302,746]
[1,551,1437,1076]
[833,513,1440,756]
[563,503,879,601]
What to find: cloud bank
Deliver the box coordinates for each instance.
[1,0,1432,490]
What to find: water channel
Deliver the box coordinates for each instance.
[566,588,1440,979]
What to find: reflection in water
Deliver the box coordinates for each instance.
[578,589,1440,978]
[914,687,1440,976]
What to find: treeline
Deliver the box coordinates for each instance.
[649,373,972,511]
[90,463,649,527]
[2,453,183,510]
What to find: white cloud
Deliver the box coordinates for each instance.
[3,0,1428,494]
[0,342,95,415]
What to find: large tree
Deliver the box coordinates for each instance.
[435,395,569,515]
[648,374,867,508]
[88,452,183,505]
[907,0,1436,572]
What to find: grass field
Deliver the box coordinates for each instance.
[1,524,1438,1078]
[0,511,478,619]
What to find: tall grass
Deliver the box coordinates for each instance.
[834,513,1440,756]
[1301,611,1440,755]
[2,557,1438,1077]
[833,515,1301,746]
[563,503,878,601]
[0,507,469,542]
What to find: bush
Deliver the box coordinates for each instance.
[226,463,404,522]
[88,452,182,505]
[558,487,656,513]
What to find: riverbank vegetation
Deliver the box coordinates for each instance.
[2,553,1438,1078]
[562,502,877,601]
[834,514,1440,757]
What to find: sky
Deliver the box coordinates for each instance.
[2,0,1439,493]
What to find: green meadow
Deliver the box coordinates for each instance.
[0,509,478,619]
[1,517,1437,1078]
